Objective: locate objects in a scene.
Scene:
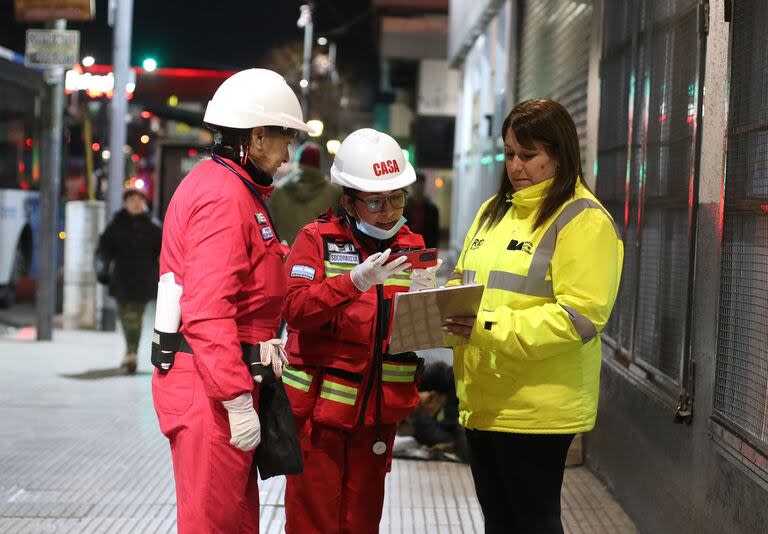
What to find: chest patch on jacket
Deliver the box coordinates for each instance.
[327,242,356,253]
[328,252,360,265]
[508,239,533,254]
[261,226,275,240]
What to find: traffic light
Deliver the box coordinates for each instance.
[142,57,158,72]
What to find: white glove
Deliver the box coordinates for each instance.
[409,259,443,292]
[221,392,261,451]
[350,249,410,292]
[252,338,289,382]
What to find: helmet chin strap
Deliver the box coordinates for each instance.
[239,141,250,167]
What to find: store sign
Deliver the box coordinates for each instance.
[64,67,136,99]
[25,29,79,68]
[15,0,94,21]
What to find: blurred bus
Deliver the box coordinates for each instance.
[0,54,44,307]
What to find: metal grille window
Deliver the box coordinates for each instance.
[714,0,768,450]
[517,0,593,164]
[596,0,703,393]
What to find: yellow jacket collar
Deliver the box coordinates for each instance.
[508,178,553,213]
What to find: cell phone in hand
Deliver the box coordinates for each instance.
[388,248,438,270]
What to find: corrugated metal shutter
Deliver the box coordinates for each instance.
[516,0,593,166]
[714,0,768,451]
[595,0,703,392]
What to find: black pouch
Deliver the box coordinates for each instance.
[151,330,185,373]
[244,345,304,480]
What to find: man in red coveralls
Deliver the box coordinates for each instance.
[151,68,311,533]
[281,128,439,533]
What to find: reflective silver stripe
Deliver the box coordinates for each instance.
[283,369,312,389]
[381,369,414,377]
[486,198,618,298]
[325,265,353,277]
[560,304,598,343]
[486,270,553,297]
[463,270,476,285]
[321,383,357,400]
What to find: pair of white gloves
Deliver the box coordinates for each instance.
[221,339,288,451]
[350,248,443,293]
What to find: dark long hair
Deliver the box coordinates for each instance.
[478,98,584,231]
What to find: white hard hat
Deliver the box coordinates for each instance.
[203,68,312,132]
[330,128,416,192]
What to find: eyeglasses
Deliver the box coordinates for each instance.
[354,192,407,213]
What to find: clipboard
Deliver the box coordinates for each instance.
[388,283,484,353]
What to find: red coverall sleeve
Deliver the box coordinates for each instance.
[180,191,254,401]
[282,226,363,330]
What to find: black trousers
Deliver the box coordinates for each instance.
[466,429,575,534]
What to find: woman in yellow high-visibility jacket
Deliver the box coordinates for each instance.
[444,99,623,534]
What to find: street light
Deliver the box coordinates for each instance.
[82,55,95,67]
[142,57,157,72]
[317,36,327,46]
[307,119,324,137]
[297,3,313,120]
[297,4,311,27]
[326,139,341,155]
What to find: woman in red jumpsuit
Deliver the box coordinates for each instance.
[282,128,437,533]
[151,69,311,534]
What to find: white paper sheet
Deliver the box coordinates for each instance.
[154,272,183,333]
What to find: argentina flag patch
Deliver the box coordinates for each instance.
[290,264,316,280]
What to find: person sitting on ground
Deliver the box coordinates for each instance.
[396,360,469,462]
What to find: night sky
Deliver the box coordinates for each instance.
[1,0,375,74]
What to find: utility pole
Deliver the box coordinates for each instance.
[102,0,134,330]
[36,19,66,341]
[107,0,133,218]
[298,2,314,120]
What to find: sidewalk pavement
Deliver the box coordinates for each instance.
[0,321,638,534]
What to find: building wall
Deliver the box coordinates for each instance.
[587,1,768,533]
[449,3,515,256]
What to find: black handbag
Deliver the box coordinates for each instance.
[244,346,304,480]
[94,247,113,285]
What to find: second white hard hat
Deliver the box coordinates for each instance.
[203,68,312,132]
[330,128,416,192]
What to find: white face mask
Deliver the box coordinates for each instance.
[355,216,407,240]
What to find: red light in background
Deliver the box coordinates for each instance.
[188,149,198,157]
[760,204,768,213]
[18,162,25,173]
[25,137,33,148]
[20,181,30,190]
[140,111,152,119]
[91,142,101,151]
[131,154,140,162]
